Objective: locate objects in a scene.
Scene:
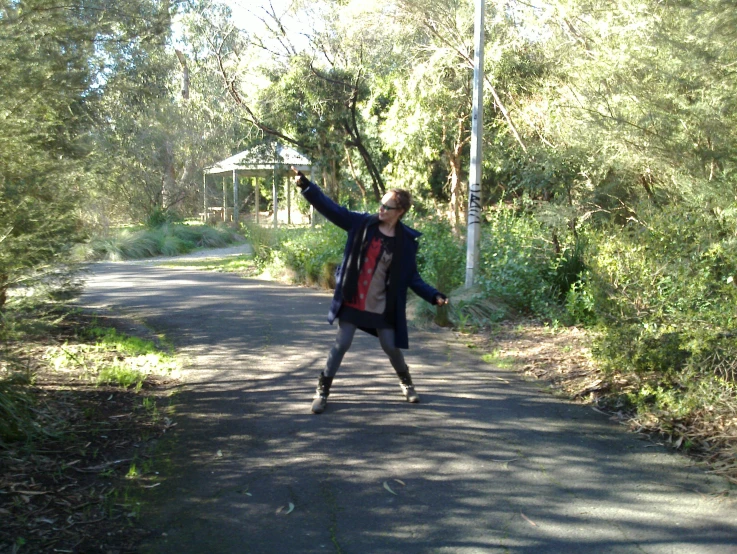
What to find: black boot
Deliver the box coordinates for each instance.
[396,368,420,403]
[311,372,333,414]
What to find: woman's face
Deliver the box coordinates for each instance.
[378,192,405,224]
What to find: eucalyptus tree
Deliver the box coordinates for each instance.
[503,0,737,217]
[191,0,414,201]
[0,0,172,308]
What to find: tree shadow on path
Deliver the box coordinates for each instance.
[79,263,736,554]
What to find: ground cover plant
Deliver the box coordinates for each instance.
[0,303,178,553]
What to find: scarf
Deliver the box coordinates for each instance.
[341,215,378,303]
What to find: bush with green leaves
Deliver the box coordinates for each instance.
[271,224,345,288]
[587,202,737,427]
[413,217,466,294]
[241,222,279,271]
[475,201,565,319]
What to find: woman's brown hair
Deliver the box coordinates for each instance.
[389,189,412,218]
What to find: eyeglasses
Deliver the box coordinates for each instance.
[380,203,399,211]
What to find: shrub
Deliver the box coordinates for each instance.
[145,208,182,229]
[587,202,737,434]
[273,225,344,287]
[413,217,466,294]
[476,202,561,318]
[242,222,279,270]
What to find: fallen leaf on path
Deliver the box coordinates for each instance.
[520,513,537,527]
[276,502,295,515]
[383,481,397,495]
[143,483,161,489]
[216,449,223,458]
[393,479,406,486]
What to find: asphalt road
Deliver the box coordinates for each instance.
[78,256,736,554]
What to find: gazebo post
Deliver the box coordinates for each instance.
[203,172,207,223]
[232,169,239,228]
[254,177,260,225]
[222,176,227,222]
[272,164,278,228]
[286,170,291,225]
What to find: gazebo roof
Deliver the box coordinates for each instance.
[205,143,312,176]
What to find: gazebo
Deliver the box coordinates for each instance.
[203,143,313,226]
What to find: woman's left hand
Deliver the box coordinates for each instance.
[435,294,449,306]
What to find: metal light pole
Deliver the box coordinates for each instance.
[465,0,485,288]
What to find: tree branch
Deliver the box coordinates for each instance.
[213,33,307,150]
[422,21,528,153]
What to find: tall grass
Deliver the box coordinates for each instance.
[241,221,280,270]
[86,224,238,261]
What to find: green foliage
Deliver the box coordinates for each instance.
[586,201,737,434]
[0,0,176,308]
[271,225,346,288]
[146,208,183,229]
[241,222,279,271]
[83,325,168,357]
[413,217,466,293]
[564,277,597,326]
[476,201,561,318]
[46,325,178,390]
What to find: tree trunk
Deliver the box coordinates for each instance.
[175,50,190,100]
[344,144,367,202]
[0,273,7,312]
[449,115,468,228]
[161,140,176,211]
[449,150,464,228]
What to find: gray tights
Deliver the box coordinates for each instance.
[324,319,406,378]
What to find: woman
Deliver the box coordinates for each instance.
[293,169,448,414]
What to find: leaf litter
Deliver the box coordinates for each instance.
[1,310,178,553]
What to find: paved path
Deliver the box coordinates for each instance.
[78,260,736,554]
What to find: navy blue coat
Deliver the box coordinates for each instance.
[302,182,440,349]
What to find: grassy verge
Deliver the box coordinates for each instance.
[1,307,179,553]
[159,255,260,277]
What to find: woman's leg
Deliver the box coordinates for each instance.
[378,328,420,403]
[313,320,358,414]
[325,319,358,378]
[377,328,407,372]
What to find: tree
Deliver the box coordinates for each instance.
[0,0,174,307]
[193,0,399,201]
